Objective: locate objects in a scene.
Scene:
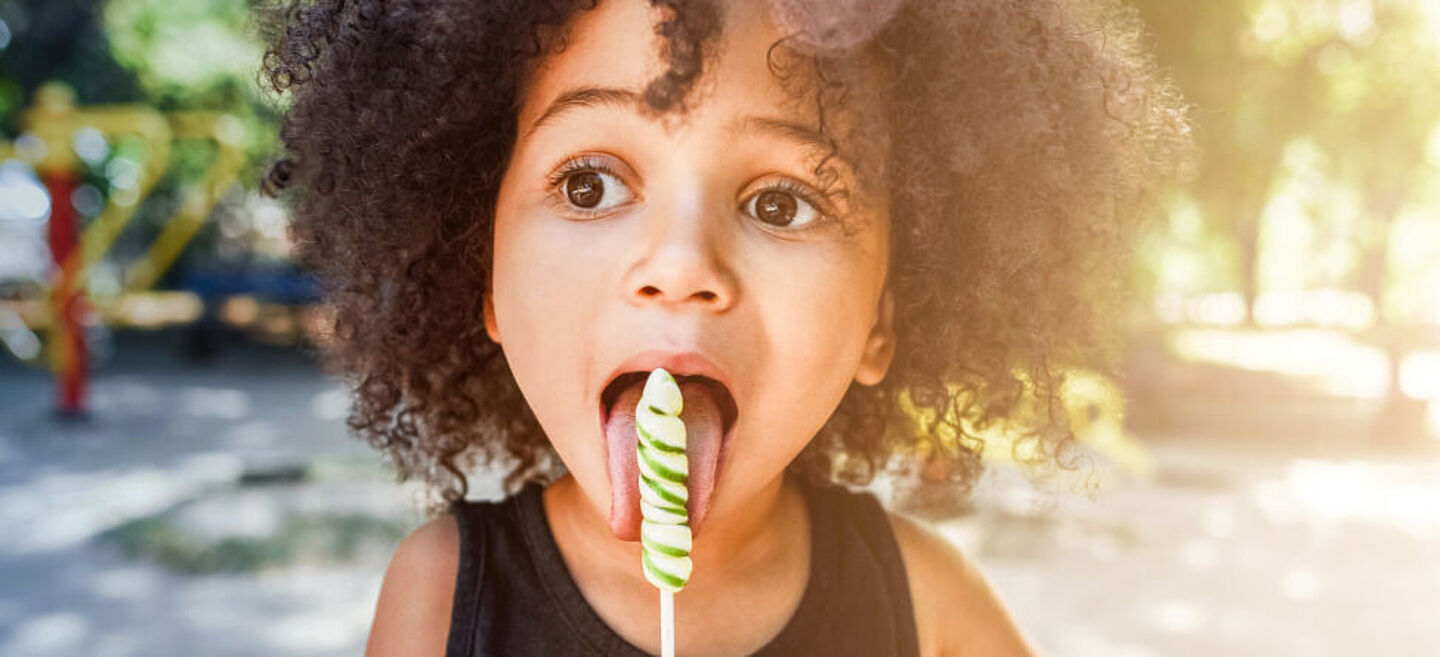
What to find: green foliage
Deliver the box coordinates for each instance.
[100,0,279,175]
[2,0,278,175]
[1130,0,1440,323]
[0,0,143,131]
[102,0,262,106]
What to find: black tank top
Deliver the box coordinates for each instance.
[445,478,920,657]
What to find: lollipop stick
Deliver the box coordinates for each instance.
[660,589,675,657]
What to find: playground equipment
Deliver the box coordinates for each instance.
[4,81,247,418]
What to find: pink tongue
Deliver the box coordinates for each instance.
[605,379,724,542]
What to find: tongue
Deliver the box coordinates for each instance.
[605,379,724,542]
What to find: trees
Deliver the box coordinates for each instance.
[1130,0,1440,329]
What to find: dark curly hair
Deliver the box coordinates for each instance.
[257,0,1195,515]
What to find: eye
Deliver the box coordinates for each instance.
[741,181,826,229]
[547,155,637,216]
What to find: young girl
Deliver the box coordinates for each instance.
[258,0,1193,654]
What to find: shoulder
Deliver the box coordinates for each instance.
[364,511,461,657]
[885,510,1038,657]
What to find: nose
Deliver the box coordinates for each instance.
[623,201,737,312]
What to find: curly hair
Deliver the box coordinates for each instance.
[257,0,1195,515]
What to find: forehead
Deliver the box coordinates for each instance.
[516,0,816,139]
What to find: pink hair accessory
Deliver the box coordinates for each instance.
[767,0,905,54]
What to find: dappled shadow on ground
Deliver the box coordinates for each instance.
[0,333,434,657]
[919,439,1440,657]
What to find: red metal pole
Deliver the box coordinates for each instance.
[44,171,88,418]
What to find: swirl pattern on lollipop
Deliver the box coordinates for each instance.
[636,368,693,593]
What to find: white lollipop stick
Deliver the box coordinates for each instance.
[661,589,675,657]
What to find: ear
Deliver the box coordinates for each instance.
[854,286,895,386]
[483,283,501,345]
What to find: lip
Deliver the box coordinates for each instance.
[597,349,740,439]
[599,349,736,411]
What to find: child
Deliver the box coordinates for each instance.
[258,0,1193,654]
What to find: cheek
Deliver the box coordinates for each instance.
[732,243,881,470]
[770,265,871,365]
[494,214,575,353]
[490,205,608,458]
[763,231,883,372]
[495,218,599,319]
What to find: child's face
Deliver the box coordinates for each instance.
[484,0,895,541]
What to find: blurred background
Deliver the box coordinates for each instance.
[0,0,1437,655]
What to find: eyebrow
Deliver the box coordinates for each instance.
[521,85,843,166]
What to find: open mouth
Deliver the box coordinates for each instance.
[599,371,739,435]
[598,369,739,540]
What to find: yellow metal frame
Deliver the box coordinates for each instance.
[5,81,247,367]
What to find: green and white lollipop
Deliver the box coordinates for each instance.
[635,367,691,656]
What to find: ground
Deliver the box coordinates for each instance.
[1,329,1437,656]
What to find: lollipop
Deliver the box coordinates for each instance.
[635,368,691,656]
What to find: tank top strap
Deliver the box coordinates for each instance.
[786,481,921,657]
[446,497,490,657]
[833,483,922,657]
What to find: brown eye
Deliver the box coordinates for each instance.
[560,168,633,212]
[566,171,603,208]
[743,186,821,228]
[754,190,796,226]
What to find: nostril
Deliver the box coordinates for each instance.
[635,286,721,304]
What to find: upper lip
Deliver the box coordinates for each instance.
[599,349,737,423]
[602,349,733,402]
